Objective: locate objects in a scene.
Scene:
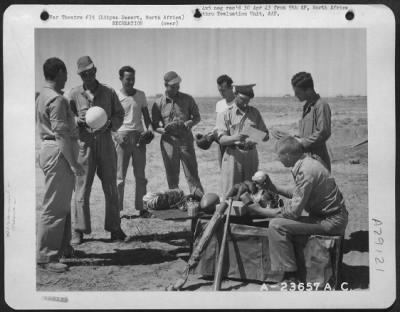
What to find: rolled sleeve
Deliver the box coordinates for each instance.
[281,170,313,219]
[49,97,70,135]
[110,90,125,131]
[301,102,331,149]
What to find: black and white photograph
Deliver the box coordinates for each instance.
[3,4,396,310]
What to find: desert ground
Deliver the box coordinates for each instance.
[36,96,369,291]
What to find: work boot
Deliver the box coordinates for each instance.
[110,228,127,241]
[39,262,68,273]
[71,230,83,246]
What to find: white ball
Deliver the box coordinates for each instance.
[85,106,107,129]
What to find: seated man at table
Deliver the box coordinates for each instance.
[247,136,348,285]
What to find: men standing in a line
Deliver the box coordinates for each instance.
[36,57,84,272]
[216,84,269,196]
[152,71,204,195]
[215,75,236,166]
[68,56,126,245]
[271,72,332,171]
[248,136,348,286]
[113,66,153,218]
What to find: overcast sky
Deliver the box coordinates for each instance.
[35,28,366,97]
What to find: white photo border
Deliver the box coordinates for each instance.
[3,4,396,309]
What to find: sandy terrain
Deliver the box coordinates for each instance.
[36,96,369,291]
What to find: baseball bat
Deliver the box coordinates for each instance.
[213,198,233,291]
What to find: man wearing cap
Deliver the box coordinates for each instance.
[216,84,269,196]
[152,71,204,194]
[248,136,348,287]
[113,65,153,218]
[271,72,332,171]
[67,56,126,245]
[36,57,84,272]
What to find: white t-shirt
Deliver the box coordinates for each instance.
[215,98,235,126]
[117,89,148,132]
[216,98,235,114]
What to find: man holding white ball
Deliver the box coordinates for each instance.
[68,56,126,245]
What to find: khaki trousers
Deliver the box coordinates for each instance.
[160,133,203,194]
[37,141,74,263]
[268,209,348,272]
[220,146,259,197]
[114,131,147,211]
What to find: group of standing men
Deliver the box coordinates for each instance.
[36,56,206,272]
[36,53,336,274]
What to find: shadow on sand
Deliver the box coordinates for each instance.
[340,230,369,289]
[343,230,369,253]
[65,246,190,267]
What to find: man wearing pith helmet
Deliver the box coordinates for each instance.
[151,71,204,195]
[67,56,127,245]
[216,84,269,196]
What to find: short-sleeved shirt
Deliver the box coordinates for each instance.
[281,155,345,220]
[216,104,268,139]
[117,89,148,133]
[299,95,331,169]
[216,98,235,114]
[215,98,235,127]
[151,91,201,128]
[36,86,78,140]
[67,82,125,134]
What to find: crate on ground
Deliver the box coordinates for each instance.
[193,219,344,289]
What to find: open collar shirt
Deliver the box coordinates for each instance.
[152,91,200,128]
[216,104,268,139]
[67,81,124,132]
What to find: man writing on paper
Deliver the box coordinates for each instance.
[216,84,269,196]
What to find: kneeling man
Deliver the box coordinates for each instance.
[248,136,348,284]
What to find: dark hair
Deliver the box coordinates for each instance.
[291,72,314,90]
[275,135,304,156]
[217,74,233,87]
[119,66,136,78]
[43,57,66,80]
